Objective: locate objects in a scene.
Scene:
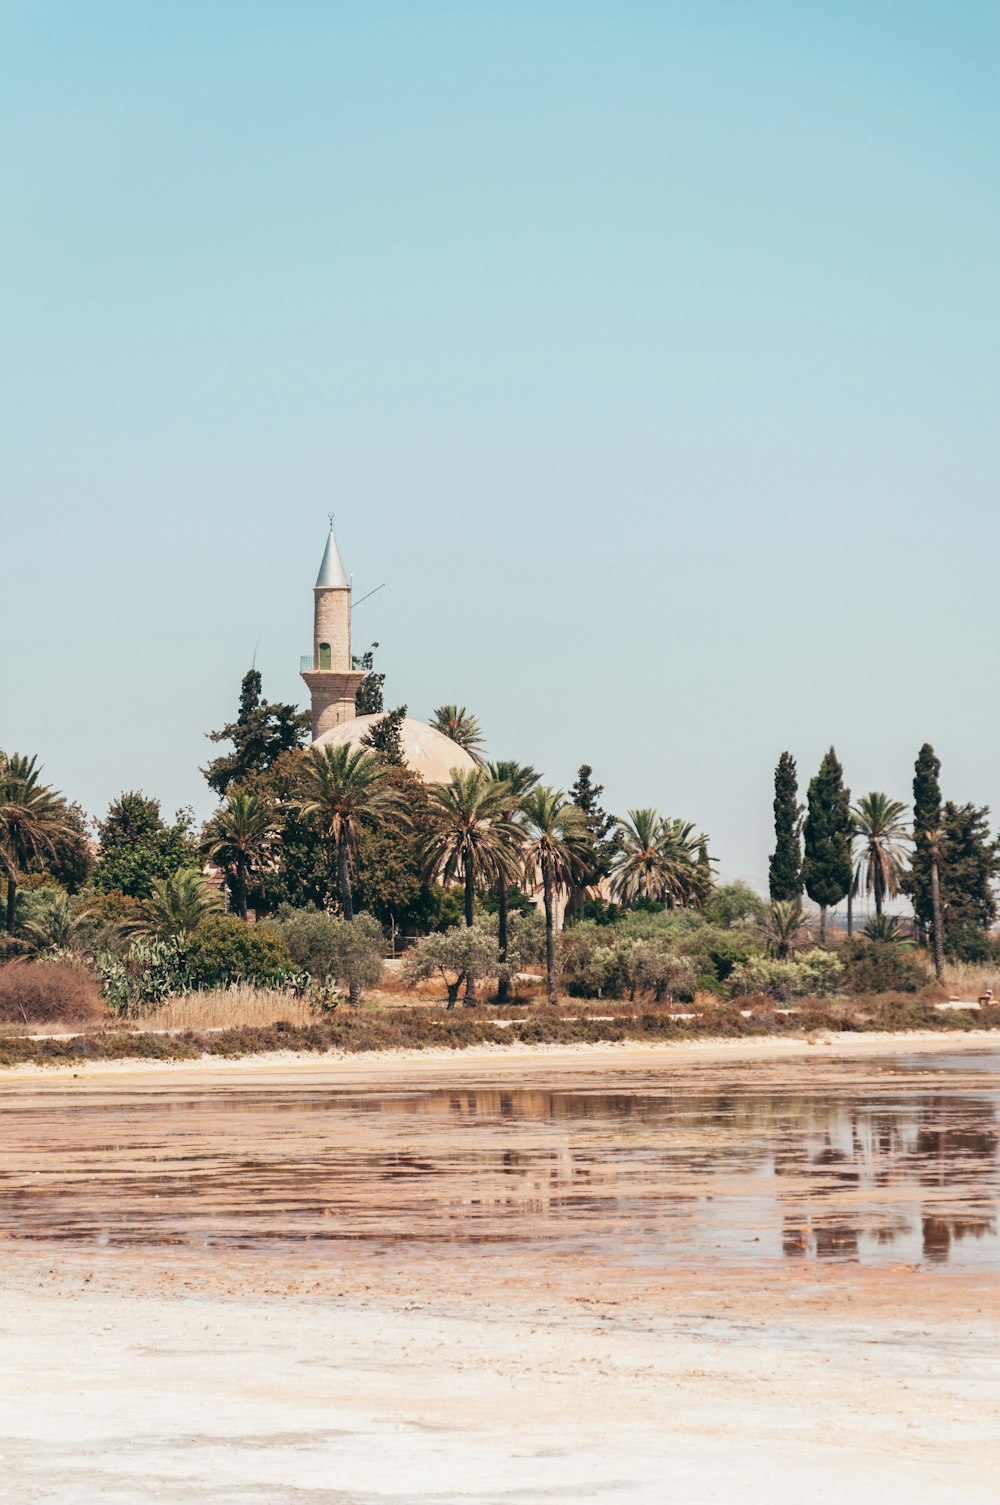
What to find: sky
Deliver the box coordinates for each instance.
[3,1,999,889]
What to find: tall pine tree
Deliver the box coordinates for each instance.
[203,670,310,798]
[568,764,619,922]
[768,752,803,901]
[801,747,852,941]
[901,743,941,944]
[939,801,1000,959]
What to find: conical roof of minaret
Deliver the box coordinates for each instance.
[315,526,349,588]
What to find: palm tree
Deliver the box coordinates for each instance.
[431,705,487,764]
[924,824,946,981]
[862,914,904,944]
[611,810,704,909]
[758,899,810,960]
[520,787,591,1006]
[18,888,95,955]
[422,769,522,1000]
[202,792,277,921]
[486,760,539,1003]
[0,752,73,935]
[611,809,668,905]
[657,818,709,908]
[297,744,406,924]
[851,792,911,917]
[125,868,223,949]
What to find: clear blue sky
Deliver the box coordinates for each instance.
[3,1,998,888]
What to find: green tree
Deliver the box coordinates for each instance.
[520,787,591,1005]
[704,881,767,928]
[41,801,93,893]
[17,888,95,956]
[353,643,385,716]
[901,743,942,944]
[924,824,946,980]
[850,792,911,918]
[431,705,487,764]
[125,869,223,950]
[203,669,309,798]
[0,753,74,935]
[568,764,620,922]
[92,793,199,899]
[201,792,277,921]
[295,746,406,994]
[421,770,521,929]
[486,760,538,1004]
[801,747,852,941]
[768,752,803,901]
[938,802,999,959]
[275,909,384,998]
[361,704,407,765]
[611,811,704,909]
[402,922,499,1009]
[757,900,810,959]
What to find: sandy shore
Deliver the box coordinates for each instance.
[2,1037,999,1501]
[2,1024,998,1084]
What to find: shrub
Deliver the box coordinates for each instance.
[275,907,343,977]
[630,939,697,1002]
[0,960,106,1026]
[403,923,498,1007]
[327,914,385,997]
[559,923,633,999]
[839,939,928,995]
[184,915,295,990]
[728,948,843,1001]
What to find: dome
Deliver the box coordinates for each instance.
[312,714,478,783]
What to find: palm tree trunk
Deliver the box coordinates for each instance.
[874,883,883,918]
[338,827,360,1005]
[543,872,557,1007]
[338,827,354,922]
[847,887,853,937]
[931,859,945,981]
[5,874,16,936]
[496,874,510,1005]
[463,860,476,1002]
[237,858,248,922]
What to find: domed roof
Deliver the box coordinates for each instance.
[312,715,478,783]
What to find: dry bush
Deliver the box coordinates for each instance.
[135,985,318,1032]
[0,960,106,1027]
[939,962,1000,1003]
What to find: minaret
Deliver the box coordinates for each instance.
[300,523,365,740]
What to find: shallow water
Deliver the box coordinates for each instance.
[2,1051,999,1270]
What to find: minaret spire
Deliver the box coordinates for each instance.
[300,523,364,739]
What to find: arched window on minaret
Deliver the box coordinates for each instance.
[318,642,331,670]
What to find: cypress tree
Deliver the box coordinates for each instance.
[801,747,852,941]
[902,743,942,943]
[768,752,803,901]
[938,801,1000,959]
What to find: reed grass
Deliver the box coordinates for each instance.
[135,985,318,1032]
[939,962,1000,1002]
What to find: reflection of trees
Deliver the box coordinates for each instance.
[335,1079,1000,1270]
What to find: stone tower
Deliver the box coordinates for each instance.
[300,524,365,740]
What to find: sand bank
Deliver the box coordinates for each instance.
[1,1024,998,1085]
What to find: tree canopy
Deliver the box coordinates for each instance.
[203,669,310,798]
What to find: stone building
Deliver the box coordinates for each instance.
[299,525,477,783]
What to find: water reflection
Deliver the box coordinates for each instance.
[0,1055,999,1270]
